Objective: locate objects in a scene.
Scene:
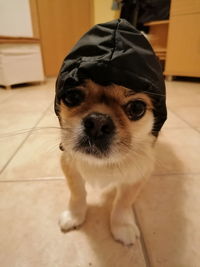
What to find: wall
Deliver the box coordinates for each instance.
[93,0,120,25]
[0,0,33,37]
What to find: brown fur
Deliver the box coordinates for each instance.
[58,80,155,246]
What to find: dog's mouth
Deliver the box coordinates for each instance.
[74,134,112,158]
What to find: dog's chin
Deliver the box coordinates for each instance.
[72,145,133,167]
[74,136,111,159]
[75,147,108,162]
[74,148,121,166]
[71,135,123,165]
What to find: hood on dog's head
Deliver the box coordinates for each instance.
[55,19,167,136]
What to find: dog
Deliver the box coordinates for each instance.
[55,19,167,246]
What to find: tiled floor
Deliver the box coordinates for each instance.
[0,79,200,267]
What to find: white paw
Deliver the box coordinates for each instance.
[111,222,140,246]
[59,210,86,232]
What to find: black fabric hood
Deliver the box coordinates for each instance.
[55,19,167,136]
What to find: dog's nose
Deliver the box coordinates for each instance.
[83,112,115,138]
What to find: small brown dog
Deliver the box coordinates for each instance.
[55,19,167,246]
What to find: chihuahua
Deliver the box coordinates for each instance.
[55,19,167,246]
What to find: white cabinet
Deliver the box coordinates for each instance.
[0,43,45,87]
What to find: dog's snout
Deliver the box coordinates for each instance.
[83,112,115,138]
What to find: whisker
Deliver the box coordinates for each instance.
[0,126,75,139]
[115,162,124,176]
[46,141,61,153]
[0,126,62,138]
[88,139,92,148]
[141,90,166,97]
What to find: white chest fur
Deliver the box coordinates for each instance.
[77,144,155,189]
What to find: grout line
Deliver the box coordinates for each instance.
[166,107,189,127]
[2,172,200,183]
[168,107,200,135]
[195,128,200,134]
[1,172,200,183]
[0,102,53,175]
[153,172,200,177]
[133,207,151,267]
[0,176,65,183]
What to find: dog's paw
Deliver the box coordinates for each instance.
[59,210,86,232]
[111,222,140,246]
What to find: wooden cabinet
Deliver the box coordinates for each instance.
[30,0,92,77]
[164,0,200,78]
[144,20,169,61]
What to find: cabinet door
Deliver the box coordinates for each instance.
[170,0,200,16]
[165,13,200,77]
[36,0,92,76]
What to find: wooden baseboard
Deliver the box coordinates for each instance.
[0,36,40,44]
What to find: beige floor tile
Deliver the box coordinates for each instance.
[154,128,200,175]
[0,106,50,173]
[0,133,62,180]
[166,81,200,108]
[135,174,200,267]
[0,79,56,134]
[0,84,54,115]
[164,110,189,129]
[171,106,200,128]
[0,180,146,267]
[0,79,56,176]
[0,135,27,171]
[0,87,16,103]
[0,80,56,132]
[0,111,44,134]
[0,109,62,180]
[0,108,47,172]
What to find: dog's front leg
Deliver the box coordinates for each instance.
[59,152,87,231]
[110,180,146,246]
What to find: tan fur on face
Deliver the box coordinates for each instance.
[59,79,155,164]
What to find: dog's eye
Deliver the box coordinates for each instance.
[125,100,147,120]
[62,89,85,107]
